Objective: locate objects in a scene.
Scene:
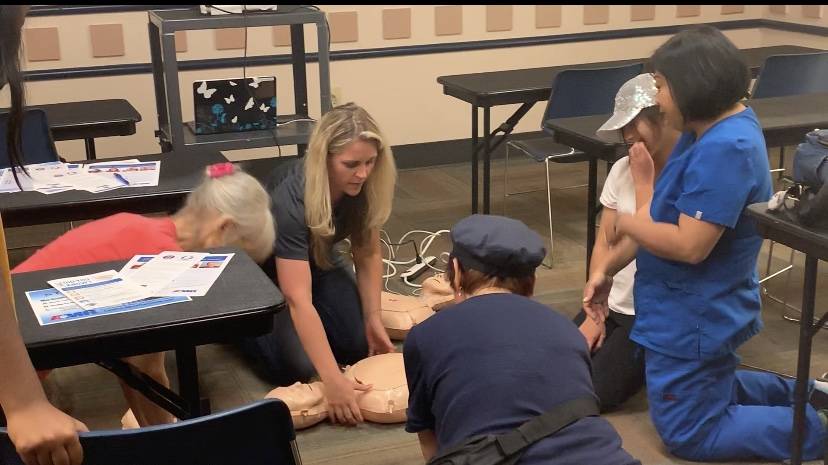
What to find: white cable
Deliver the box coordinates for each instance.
[378,228,453,295]
[276,118,317,126]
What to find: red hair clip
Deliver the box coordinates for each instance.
[207,163,235,178]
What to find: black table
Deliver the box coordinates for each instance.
[543,92,828,275]
[437,45,821,214]
[31,100,142,161]
[14,247,284,419]
[0,149,228,228]
[745,203,828,465]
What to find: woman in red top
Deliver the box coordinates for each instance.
[13,163,275,430]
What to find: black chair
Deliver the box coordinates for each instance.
[751,51,828,99]
[504,62,644,266]
[0,108,60,169]
[0,399,302,465]
[752,52,828,178]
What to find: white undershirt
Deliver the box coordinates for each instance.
[599,156,636,316]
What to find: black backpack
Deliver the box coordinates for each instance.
[791,129,828,228]
[426,396,599,465]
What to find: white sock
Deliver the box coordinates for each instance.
[813,379,828,394]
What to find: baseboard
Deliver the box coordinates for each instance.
[235,130,551,175]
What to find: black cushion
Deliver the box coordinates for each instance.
[508,137,587,163]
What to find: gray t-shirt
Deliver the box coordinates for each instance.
[268,159,358,268]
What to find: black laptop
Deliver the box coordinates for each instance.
[189,76,277,135]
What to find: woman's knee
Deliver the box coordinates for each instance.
[123,353,168,383]
[648,405,714,461]
[241,330,317,386]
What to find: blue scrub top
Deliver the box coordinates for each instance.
[631,106,773,360]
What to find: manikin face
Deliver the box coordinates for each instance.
[621,114,660,157]
[653,72,683,132]
[327,139,378,201]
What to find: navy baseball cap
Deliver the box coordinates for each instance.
[450,214,546,277]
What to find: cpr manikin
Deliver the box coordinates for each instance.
[265,381,329,429]
[380,292,435,340]
[420,273,455,311]
[265,353,408,429]
[343,353,408,423]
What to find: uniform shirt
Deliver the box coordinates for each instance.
[268,159,360,267]
[600,156,636,316]
[404,293,640,465]
[14,213,181,273]
[631,107,772,360]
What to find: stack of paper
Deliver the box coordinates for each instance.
[25,252,234,326]
[0,160,160,195]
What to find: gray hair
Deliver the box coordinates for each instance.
[181,167,275,263]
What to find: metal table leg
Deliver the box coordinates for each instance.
[97,359,190,420]
[175,345,208,417]
[586,157,598,279]
[483,107,491,214]
[469,103,536,215]
[790,255,818,465]
[471,106,479,214]
[84,138,97,160]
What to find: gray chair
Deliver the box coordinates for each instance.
[504,62,643,267]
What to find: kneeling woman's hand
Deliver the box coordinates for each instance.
[582,273,612,325]
[579,317,607,353]
[324,373,372,426]
[365,313,395,356]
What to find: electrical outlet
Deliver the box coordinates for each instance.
[331,86,343,107]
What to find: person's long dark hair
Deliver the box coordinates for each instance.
[1,5,29,185]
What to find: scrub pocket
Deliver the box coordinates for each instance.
[634,279,703,359]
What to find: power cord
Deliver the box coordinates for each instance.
[380,228,451,295]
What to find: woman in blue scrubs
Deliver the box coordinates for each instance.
[583,25,826,461]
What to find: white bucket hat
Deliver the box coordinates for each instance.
[595,73,658,143]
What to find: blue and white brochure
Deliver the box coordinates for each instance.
[47,270,153,310]
[25,287,190,326]
[120,253,235,297]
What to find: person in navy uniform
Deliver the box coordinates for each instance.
[403,214,640,465]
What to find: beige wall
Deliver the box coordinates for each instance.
[761,5,828,48]
[2,5,825,162]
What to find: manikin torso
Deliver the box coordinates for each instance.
[265,353,408,428]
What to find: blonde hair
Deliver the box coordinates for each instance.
[180,167,275,263]
[304,103,396,269]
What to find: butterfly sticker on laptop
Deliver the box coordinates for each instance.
[196,81,217,99]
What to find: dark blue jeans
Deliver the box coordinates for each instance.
[239,255,368,386]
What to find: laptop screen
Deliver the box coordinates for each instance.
[192,76,276,135]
